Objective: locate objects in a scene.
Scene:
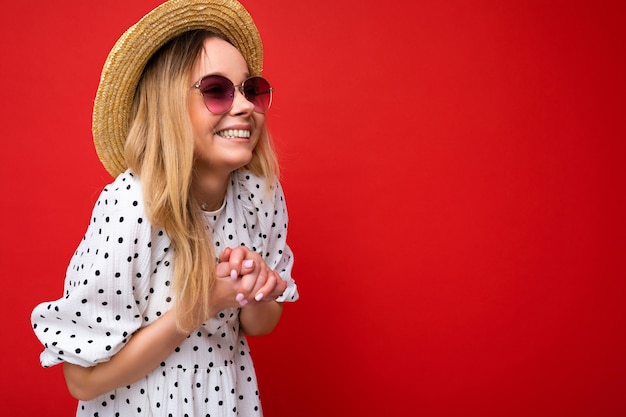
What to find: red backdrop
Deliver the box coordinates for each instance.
[1,0,624,415]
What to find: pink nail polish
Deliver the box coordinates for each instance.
[236,293,245,302]
[255,293,264,301]
[243,259,254,269]
[230,269,238,280]
[239,299,249,306]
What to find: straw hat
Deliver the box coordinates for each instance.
[92,0,263,178]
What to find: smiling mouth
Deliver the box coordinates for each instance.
[216,129,251,139]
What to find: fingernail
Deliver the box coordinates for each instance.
[230,269,238,280]
[255,293,264,301]
[243,259,254,269]
[236,293,245,302]
[239,299,248,306]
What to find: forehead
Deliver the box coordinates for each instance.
[192,37,250,79]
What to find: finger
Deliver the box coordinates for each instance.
[235,292,248,306]
[215,258,233,278]
[254,270,285,302]
[252,269,272,301]
[237,266,268,305]
[232,251,256,280]
[222,248,246,279]
[213,276,251,311]
[215,249,248,281]
[233,259,255,280]
[238,267,265,296]
[218,247,241,279]
[219,247,231,262]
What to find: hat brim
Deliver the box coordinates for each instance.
[92,0,263,178]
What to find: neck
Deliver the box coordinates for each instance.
[193,172,230,212]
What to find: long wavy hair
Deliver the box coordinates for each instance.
[124,29,279,332]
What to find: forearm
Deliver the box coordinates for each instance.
[239,301,283,336]
[63,310,189,401]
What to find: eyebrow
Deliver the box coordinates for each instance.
[196,72,251,82]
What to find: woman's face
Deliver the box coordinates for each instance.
[189,37,265,181]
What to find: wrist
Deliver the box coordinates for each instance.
[240,300,283,336]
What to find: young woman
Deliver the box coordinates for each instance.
[31,1,298,415]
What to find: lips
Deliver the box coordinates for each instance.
[216,129,251,139]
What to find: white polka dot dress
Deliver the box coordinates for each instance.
[31,169,298,416]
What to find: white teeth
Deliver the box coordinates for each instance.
[217,129,251,139]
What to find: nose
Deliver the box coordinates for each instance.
[229,86,255,115]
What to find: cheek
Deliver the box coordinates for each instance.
[252,114,266,143]
[189,99,221,137]
[188,98,204,135]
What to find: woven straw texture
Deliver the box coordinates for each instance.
[92,0,263,178]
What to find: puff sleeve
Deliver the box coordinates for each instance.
[31,171,169,368]
[233,171,299,302]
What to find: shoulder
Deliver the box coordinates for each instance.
[92,170,145,216]
[231,170,284,205]
[85,170,152,241]
[230,170,289,227]
[102,170,142,205]
[232,169,277,194]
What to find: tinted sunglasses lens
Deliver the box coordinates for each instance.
[198,75,234,114]
[243,77,272,113]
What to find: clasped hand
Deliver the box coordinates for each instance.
[213,246,287,309]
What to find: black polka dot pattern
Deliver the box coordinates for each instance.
[31,169,298,416]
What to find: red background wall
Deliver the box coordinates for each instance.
[1,0,624,415]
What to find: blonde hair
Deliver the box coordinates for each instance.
[124,30,279,332]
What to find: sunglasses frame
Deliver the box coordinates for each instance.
[193,74,273,115]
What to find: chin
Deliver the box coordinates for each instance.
[227,153,255,172]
